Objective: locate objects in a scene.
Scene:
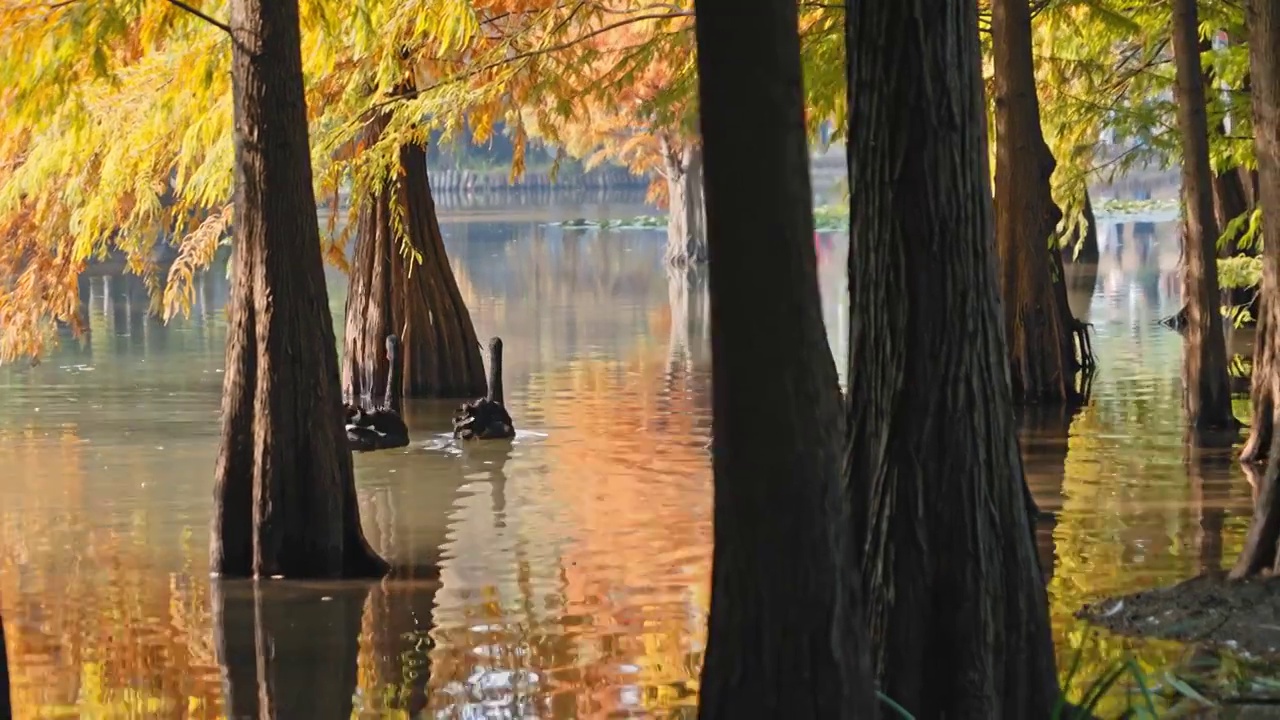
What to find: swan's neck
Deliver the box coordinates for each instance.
[488,344,504,406]
[385,340,402,414]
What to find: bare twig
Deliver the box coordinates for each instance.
[162,0,230,35]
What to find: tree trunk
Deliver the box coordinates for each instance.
[845,1,1060,716]
[212,580,369,718]
[342,117,487,403]
[1214,171,1252,256]
[1,612,10,720]
[662,138,708,267]
[992,0,1082,405]
[1172,0,1238,432]
[211,0,389,579]
[691,0,876,715]
[1200,35,1255,260]
[1235,0,1280,505]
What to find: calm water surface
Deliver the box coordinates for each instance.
[0,196,1260,718]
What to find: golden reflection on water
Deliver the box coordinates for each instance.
[0,207,1262,718]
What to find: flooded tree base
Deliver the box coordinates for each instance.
[1078,572,1280,659]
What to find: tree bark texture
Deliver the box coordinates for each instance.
[992,0,1081,405]
[341,116,487,403]
[1172,0,1238,432]
[1,612,10,720]
[691,0,876,716]
[845,2,1060,716]
[211,0,388,579]
[212,580,369,719]
[662,138,708,267]
[1233,0,1280,567]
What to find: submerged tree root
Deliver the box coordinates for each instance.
[1077,573,1280,659]
[1072,317,1098,373]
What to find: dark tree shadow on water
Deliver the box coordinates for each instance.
[214,579,372,719]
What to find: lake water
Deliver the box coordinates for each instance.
[0,194,1263,718]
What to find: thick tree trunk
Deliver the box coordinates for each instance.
[1,612,9,720]
[691,0,876,715]
[211,0,388,578]
[1235,0,1280,520]
[845,1,1060,716]
[1172,0,1239,432]
[663,139,708,267]
[992,0,1083,405]
[342,118,487,403]
[212,581,369,718]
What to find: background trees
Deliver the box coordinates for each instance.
[992,0,1091,406]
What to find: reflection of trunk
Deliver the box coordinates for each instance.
[1063,194,1100,304]
[1019,405,1080,585]
[992,0,1083,405]
[213,580,370,718]
[1172,0,1238,432]
[845,0,1060,714]
[1075,191,1100,266]
[1240,0,1280,467]
[658,266,708,436]
[692,0,876,715]
[1187,442,1229,574]
[368,576,438,716]
[341,117,487,403]
[212,0,388,578]
[666,264,708,365]
[2,611,10,720]
[661,138,707,267]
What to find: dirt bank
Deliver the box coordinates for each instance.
[1077,572,1280,659]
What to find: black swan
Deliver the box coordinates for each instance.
[346,335,410,452]
[453,336,516,440]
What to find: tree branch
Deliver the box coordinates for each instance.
[162,0,230,35]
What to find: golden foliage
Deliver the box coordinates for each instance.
[162,202,232,322]
[0,0,848,360]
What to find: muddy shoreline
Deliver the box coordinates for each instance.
[1077,573,1280,659]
